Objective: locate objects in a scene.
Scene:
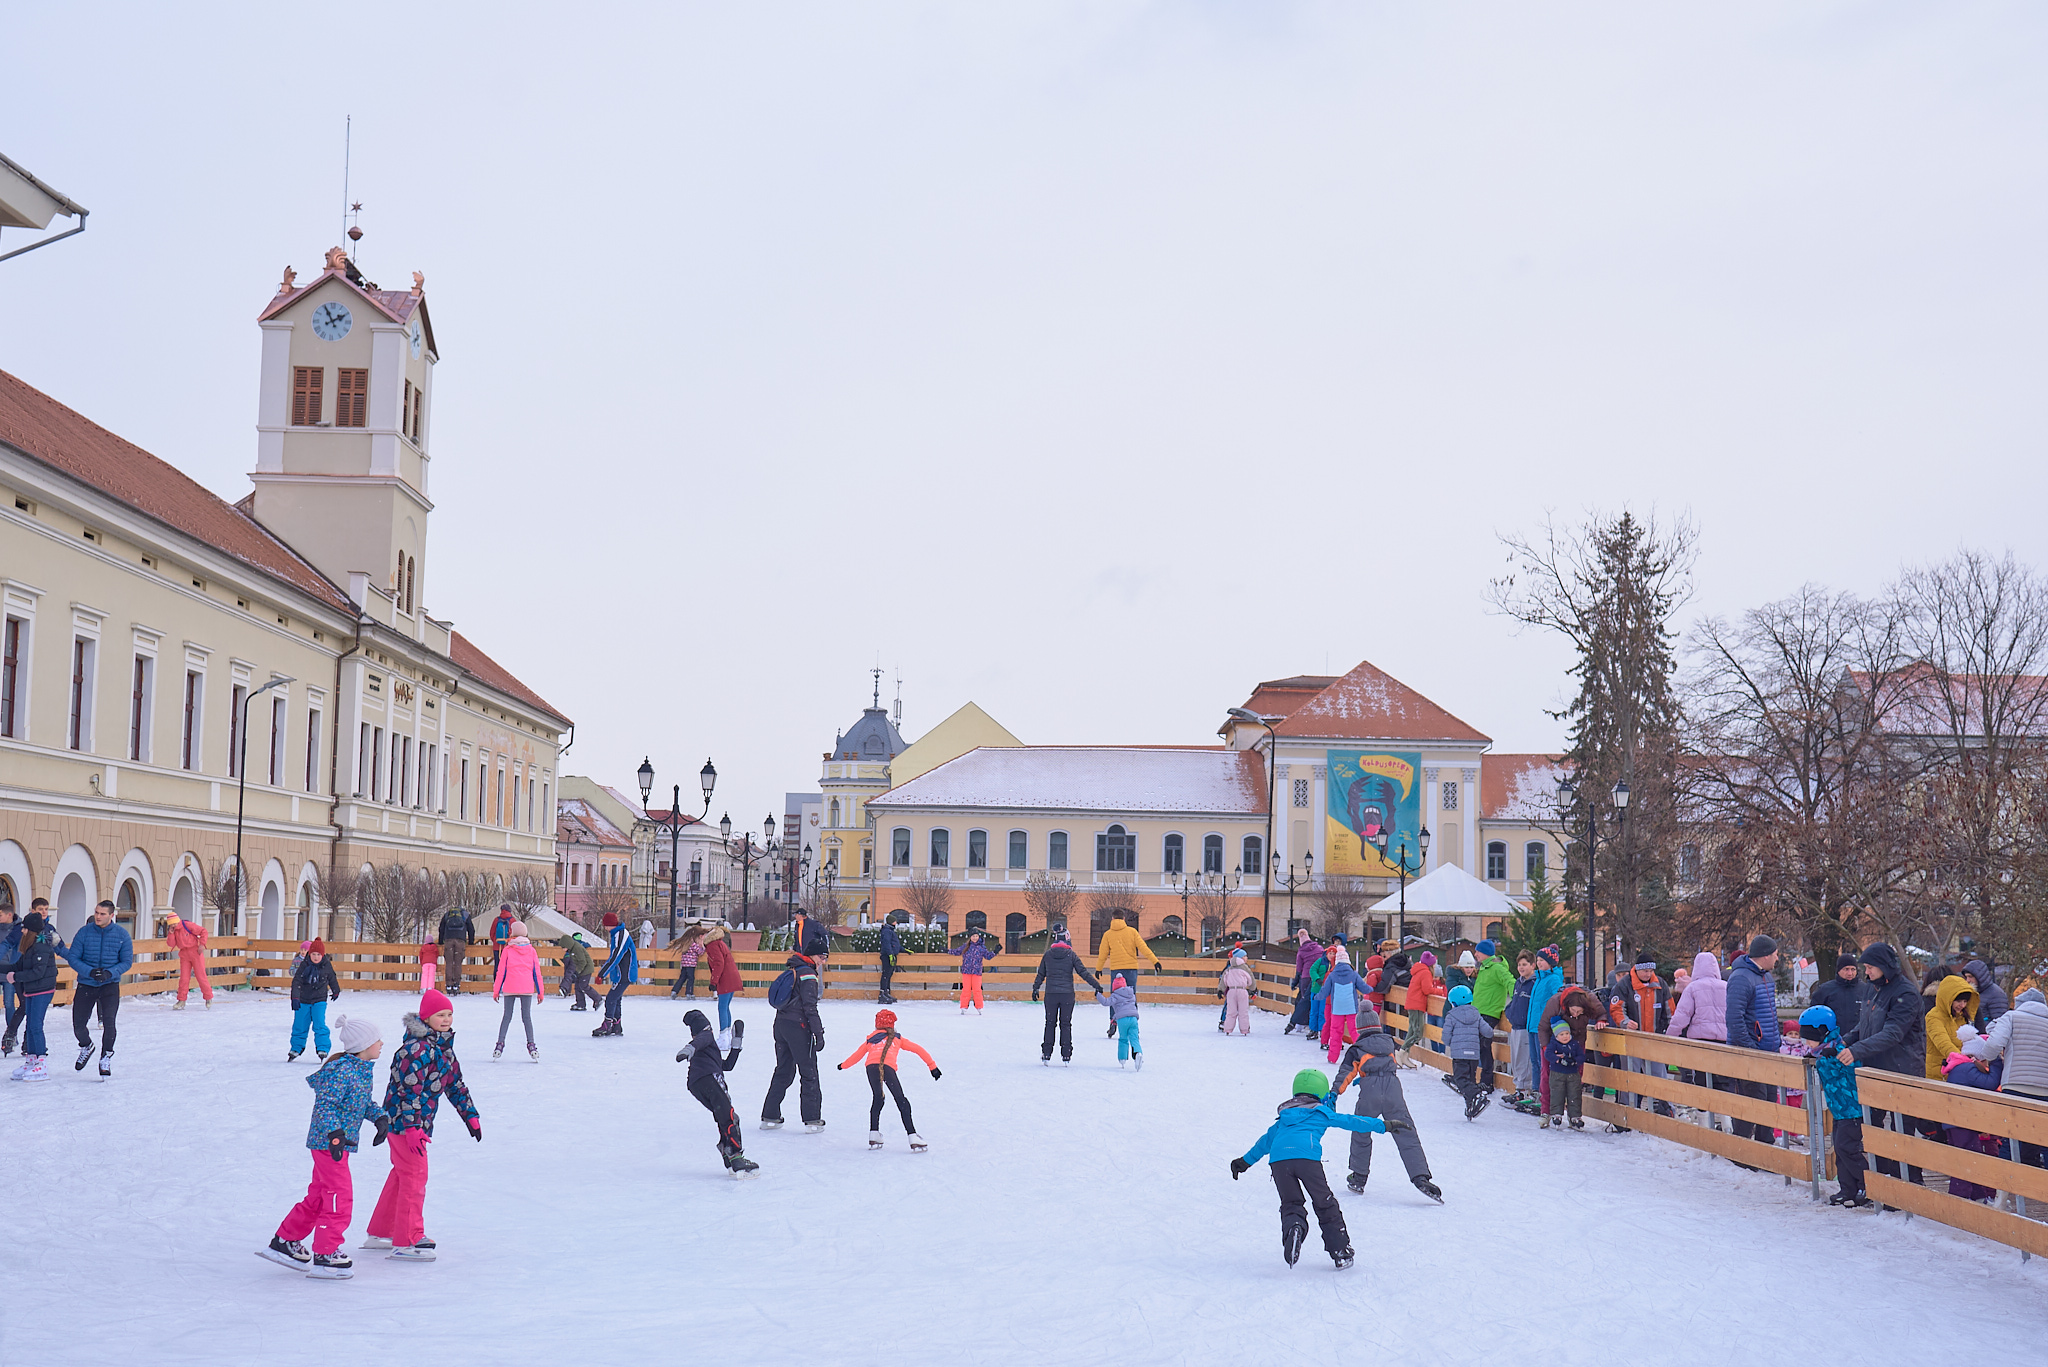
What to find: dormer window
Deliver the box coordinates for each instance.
[292,367,323,425]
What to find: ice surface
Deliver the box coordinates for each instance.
[1,992,2041,1365]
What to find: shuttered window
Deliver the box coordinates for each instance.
[412,385,423,443]
[402,380,414,438]
[291,367,323,425]
[336,368,369,427]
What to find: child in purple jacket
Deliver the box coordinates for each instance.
[951,930,999,1014]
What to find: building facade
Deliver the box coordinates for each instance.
[0,246,568,940]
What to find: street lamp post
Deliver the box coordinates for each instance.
[719,813,778,930]
[637,757,716,939]
[1555,774,1628,987]
[786,842,812,926]
[1225,707,1284,942]
[232,676,293,935]
[1274,853,1315,938]
[1370,826,1429,947]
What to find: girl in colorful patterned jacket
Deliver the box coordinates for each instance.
[364,989,481,1262]
[949,929,999,1014]
[837,1009,939,1151]
[259,1014,388,1279]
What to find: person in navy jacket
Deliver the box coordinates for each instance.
[56,900,133,1076]
[877,920,903,1005]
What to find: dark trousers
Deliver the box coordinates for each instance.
[1866,1108,1925,1184]
[1730,1078,1779,1143]
[670,967,696,999]
[1452,1057,1482,1103]
[603,981,626,1021]
[879,954,896,1000]
[1041,997,1077,1060]
[866,1062,916,1133]
[1288,986,1311,1031]
[439,941,466,993]
[1547,1069,1583,1120]
[688,1074,744,1158]
[1834,1117,1867,1199]
[1270,1157,1349,1254]
[1479,1015,1501,1091]
[562,969,599,1008]
[72,982,120,1052]
[763,1017,822,1125]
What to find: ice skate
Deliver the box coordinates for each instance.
[1605,1121,1631,1134]
[172,1000,185,1011]
[528,1043,539,1062]
[97,1052,112,1079]
[287,1050,301,1062]
[570,1003,587,1011]
[725,1153,761,1178]
[1569,1117,1586,1130]
[804,1121,828,1134]
[360,1236,393,1250]
[760,1118,784,1130]
[1119,1058,1126,1069]
[1133,1053,1143,1071]
[1346,1173,1366,1194]
[388,1244,437,1262]
[204,999,212,1009]
[908,1134,928,1152]
[8,1056,30,1081]
[315,1051,327,1062]
[493,1042,504,1060]
[1412,1176,1443,1204]
[1,1030,14,1056]
[74,1043,95,1071]
[257,1236,311,1270]
[307,1252,354,1279]
[1440,1073,1463,1096]
[869,1131,885,1149]
[1041,1054,1051,1066]
[1464,1092,1489,1120]
[20,1055,49,1082]
[1539,1115,1553,1129]
[1282,1222,1305,1267]
[1333,1247,1355,1270]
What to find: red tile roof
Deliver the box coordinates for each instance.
[0,367,353,613]
[257,268,420,325]
[1481,754,1565,821]
[451,630,570,726]
[1275,659,1491,744]
[1240,675,1340,721]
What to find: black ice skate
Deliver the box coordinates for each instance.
[1333,1247,1355,1270]
[1464,1092,1489,1120]
[1412,1175,1443,1204]
[256,1236,310,1270]
[1282,1222,1306,1267]
[1346,1172,1366,1194]
[307,1252,354,1279]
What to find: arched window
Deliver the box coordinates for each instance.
[967,830,988,868]
[965,909,988,932]
[1202,834,1224,874]
[1163,833,1184,875]
[1485,920,1504,941]
[930,911,949,932]
[1007,830,1028,869]
[1240,917,1262,942]
[863,731,883,755]
[1486,841,1508,881]
[115,877,141,935]
[1096,823,1135,872]
[1004,911,1027,953]
[891,828,911,867]
[828,798,841,827]
[1048,832,1068,871]
[404,555,416,614]
[1241,835,1263,875]
[1525,842,1547,879]
[929,829,950,868]
[1162,914,1184,939]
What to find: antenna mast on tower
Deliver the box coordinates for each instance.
[893,670,902,726]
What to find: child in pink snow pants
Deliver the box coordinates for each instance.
[366,989,480,1260]
[260,1014,387,1279]
[1220,951,1255,1036]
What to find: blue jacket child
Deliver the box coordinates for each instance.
[1545,1029,1584,1074]
[1317,960,1364,1018]
[1230,1068,1397,1269]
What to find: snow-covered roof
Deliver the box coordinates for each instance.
[1368,863,1520,915]
[1270,658,1490,744]
[868,747,1268,816]
[1482,754,1566,821]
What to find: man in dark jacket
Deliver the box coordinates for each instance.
[761,953,826,1130]
[1722,935,1781,1145]
[1962,959,2008,1026]
[438,907,474,994]
[1810,953,1871,1024]
[1840,941,1929,1187]
[554,933,597,1009]
[1031,929,1104,1063]
[877,920,902,1005]
[57,900,133,1076]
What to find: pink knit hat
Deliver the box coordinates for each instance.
[420,988,453,1019]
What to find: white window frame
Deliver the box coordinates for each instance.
[0,578,45,742]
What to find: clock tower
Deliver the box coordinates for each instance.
[249,246,439,635]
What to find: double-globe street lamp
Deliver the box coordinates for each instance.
[785,842,812,926]
[637,756,717,939]
[1370,825,1428,948]
[1555,773,1628,986]
[719,812,778,930]
[1274,852,1314,939]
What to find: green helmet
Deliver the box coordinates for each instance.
[1292,1067,1331,1099]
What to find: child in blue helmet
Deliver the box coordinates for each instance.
[1230,1067,1402,1269]
[1798,1005,1867,1207]
[1440,985,1496,1120]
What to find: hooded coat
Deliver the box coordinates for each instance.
[1472,955,1514,1018]
[1403,958,1439,1023]
[304,1053,386,1152]
[1293,936,1325,987]
[1108,982,1140,1020]
[1535,988,1605,1046]
[1440,999,1495,1061]
[553,934,593,977]
[7,924,60,996]
[1980,996,2048,1095]
[1809,965,1872,1025]
[494,936,547,997]
[1317,960,1364,1016]
[1666,952,1728,1042]
[1924,975,1979,1079]
[598,923,639,986]
[704,934,742,994]
[1525,961,1564,1040]
[381,1012,480,1138]
[1033,942,1103,999]
[1095,918,1158,972]
[290,955,341,1007]
[1724,954,1781,1052]
[1842,943,1926,1078]
[1963,960,2008,1025]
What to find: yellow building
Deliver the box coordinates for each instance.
[0,246,569,939]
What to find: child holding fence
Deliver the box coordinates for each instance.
[1543,1019,1585,1130]
[258,1014,387,1279]
[1797,1005,1868,1208]
[836,1008,937,1151]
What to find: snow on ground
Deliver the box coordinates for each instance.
[2,991,2043,1365]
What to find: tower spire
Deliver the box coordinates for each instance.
[871,666,882,709]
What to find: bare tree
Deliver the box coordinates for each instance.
[1493,509,1698,967]
[355,862,419,944]
[584,883,638,930]
[1192,878,1235,945]
[900,875,955,928]
[1424,916,1461,945]
[1305,875,1371,941]
[1022,874,1078,935]
[310,858,363,942]
[202,857,244,935]
[407,867,451,944]
[505,871,554,921]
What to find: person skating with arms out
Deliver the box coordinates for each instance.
[677,1009,755,1176]
[363,988,480,1262]
[837,1008,940,1150]
[1031,928,1105,1064]
[1332,1012,1441,1202]
[1229,1066,1404,1269]
[258,1014,389,1279]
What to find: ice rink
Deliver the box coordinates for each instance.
[1,990,2041,1365]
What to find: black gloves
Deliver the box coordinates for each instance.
[676,1048,690,1063]
[730,1020,745,1046]
[1031,992,1040,1003]
[469,1122,483,1143]
[1229,1158,1250,1180]
[930,1068,942,1080]
[836,1062,846,1071]
[811,1036,825,1054]
[1384,1118,1412,1134]
[89,968,111,983]
[372,1117,390,1147]
[326,1129,347,1161]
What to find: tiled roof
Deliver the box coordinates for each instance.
[1481,754,1566,821]
[870,746,1268,816]
[1848,666,2048,741]
[1239,675,1340,721]
[1276,659,1491,744]
[450,630,570,726]
[557,799,634,848]
[0,367,354,613]
[257,267,420,325]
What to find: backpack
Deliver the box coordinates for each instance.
[767,969,797,1008]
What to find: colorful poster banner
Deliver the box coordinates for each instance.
[1323,750,1422,877]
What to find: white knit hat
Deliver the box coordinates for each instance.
[333,1014,382,1055]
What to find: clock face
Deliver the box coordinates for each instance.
[310,301,353,341]
[409,319,423,358]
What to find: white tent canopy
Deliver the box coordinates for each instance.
[1368,863,1519,916]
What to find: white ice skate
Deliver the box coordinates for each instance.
[18,1056,49,1082]
[74,1044,95,1072]
[1133,1054,1143,1072]
[803,1121,828,1135]
[908,1134,928,1153]
[760,1118,784,1130]
[307,1253,354,1279]
[98,1052,112,1079]
[388,1244,437,1262]
[869,1131,885,1149]
[8,1056,29,1081]
[360,1236,393,1250]
[173,1000,185,1011]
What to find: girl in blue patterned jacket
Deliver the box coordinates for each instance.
[258,1014,387,1279]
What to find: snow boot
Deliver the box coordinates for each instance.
[1346,1172,1366,1194]
[388,1244,436,1262]
[74,1043,95,1071]
[528,1043,539,1062]
[1282,1220,1306,1267]
[98,1052,112,1079]
[909,1134,928,1153]
[1333,1247,1355,1270]
[257,1236,311,1270]
[493,1042,504,1060]
[1412,1176,1443,1204]
[307,1252,354,1279]
[869,1131,885,1149]
[804,1121,827,1134]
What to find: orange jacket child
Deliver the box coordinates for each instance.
[836,1009,940,1151]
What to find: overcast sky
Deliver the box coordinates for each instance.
[6,2,2045,833]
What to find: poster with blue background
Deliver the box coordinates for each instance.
[1323,750,1422,877]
